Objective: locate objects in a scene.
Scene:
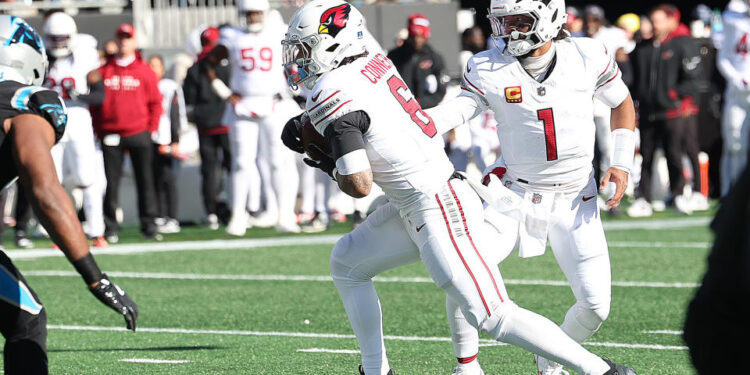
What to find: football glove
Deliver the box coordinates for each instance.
[281,113,305,154]
[303,145,336,180]
[90,274,139,331]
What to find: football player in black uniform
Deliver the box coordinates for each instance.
[0,15,137,374]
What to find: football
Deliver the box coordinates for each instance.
[300,113,332,160]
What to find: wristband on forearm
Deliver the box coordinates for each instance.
[72,253,104,285]
[611,128,635,174]
[211,78,232,100]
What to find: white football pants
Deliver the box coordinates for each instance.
[227,102,298,225]
[447,177,611,361]
[330,178,610,375]
[721,89,750,196]
[51,107,105,237]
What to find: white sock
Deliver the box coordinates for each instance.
[494,304,609,375]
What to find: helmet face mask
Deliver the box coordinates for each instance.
[283,0,367,90]
[43,12,77,58]
[488,0,566,56]
[282,36,319,90]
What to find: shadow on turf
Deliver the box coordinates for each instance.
[47,345,225,353]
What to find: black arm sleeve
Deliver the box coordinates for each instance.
[77,80,105,105]
[323,110,371,160]
[169,90,181,143]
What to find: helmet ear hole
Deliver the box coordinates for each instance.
[325,43,339,52]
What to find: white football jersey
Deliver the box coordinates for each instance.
[44,39,100,108]
[719,10,750,90]
[306,52,454,214]
[460,38,629,186]
[219,26,287,98]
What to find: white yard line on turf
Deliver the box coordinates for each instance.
[643,330,683,335]
[119,358,190,364]
[297,348,360,354]
[602,217,711,230]
[48,324,687,351]
[6,234,344,260]
[24,270,701,288]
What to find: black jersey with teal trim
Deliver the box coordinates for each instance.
[0,80,67,190]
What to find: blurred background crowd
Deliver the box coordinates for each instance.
[0,0,747,247]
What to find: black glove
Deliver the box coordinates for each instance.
[281,113,305,154]
[303,145,336,180]
[90,274,139,331]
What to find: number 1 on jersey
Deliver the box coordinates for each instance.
[537,108,557,161]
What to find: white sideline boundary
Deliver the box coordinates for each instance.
[119,358,190,364]
[47,324,688,351]
[24,270,701,288]
[643,330,683,335]
[7,236,710,262]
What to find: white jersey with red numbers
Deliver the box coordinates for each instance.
[460,37,629,188]
[306,52,454,214]
[44,40,100,109]
[219,26,287,98]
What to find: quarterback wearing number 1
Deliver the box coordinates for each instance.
[280,1,635,374]
[425,0,636,373]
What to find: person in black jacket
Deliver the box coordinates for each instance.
[183,27,232,230]
[684,163,750,374]
[387,13,446,109]
[628,4,703,217]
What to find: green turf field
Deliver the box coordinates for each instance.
[2,210,712,374]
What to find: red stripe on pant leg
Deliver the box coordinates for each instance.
[447,181,505,303]
[457,354,478,364]
[435,193,491,316]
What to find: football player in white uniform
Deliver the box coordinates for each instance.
[43,12,108,247]
[718,1,750,195]
[280,1,635,375]
[206,0,300,235]
[423,0,636,374]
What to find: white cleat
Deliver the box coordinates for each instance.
[674,194,693,215]
[535,355,569,375]
[451,361,485,375]
[626,198,653,217]
[206,214,220,230]
[690,193,710,211]
[248,211,277,228]
[275,221,301,234]
[226,216,247,237]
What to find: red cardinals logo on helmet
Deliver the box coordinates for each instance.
[319,4,351,38]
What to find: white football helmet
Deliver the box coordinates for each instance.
[0,15,48,86]
[43,12,77,58]
[238,0,270,32]
[488,0,567,56]
[283,0,367,90]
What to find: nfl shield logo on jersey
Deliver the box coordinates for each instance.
[505,86,522,103]
[537,87,546,96]
[532,193,542,204]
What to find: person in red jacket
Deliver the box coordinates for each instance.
[90,23,163,241]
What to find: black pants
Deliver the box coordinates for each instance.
[198,133,231,216]
[0,251,48,374]
[153,145,178,219]
[102,131,157,236]
[681,115,702,195]
[638,117,687,200]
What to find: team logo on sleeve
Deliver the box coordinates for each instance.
[504,86,522,103]
[319,4,351,37]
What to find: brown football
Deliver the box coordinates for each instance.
[301,113,332,160]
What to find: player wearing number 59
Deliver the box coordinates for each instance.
[280,1,635,374]
[205,0,300,236]
[424,0,636,373]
